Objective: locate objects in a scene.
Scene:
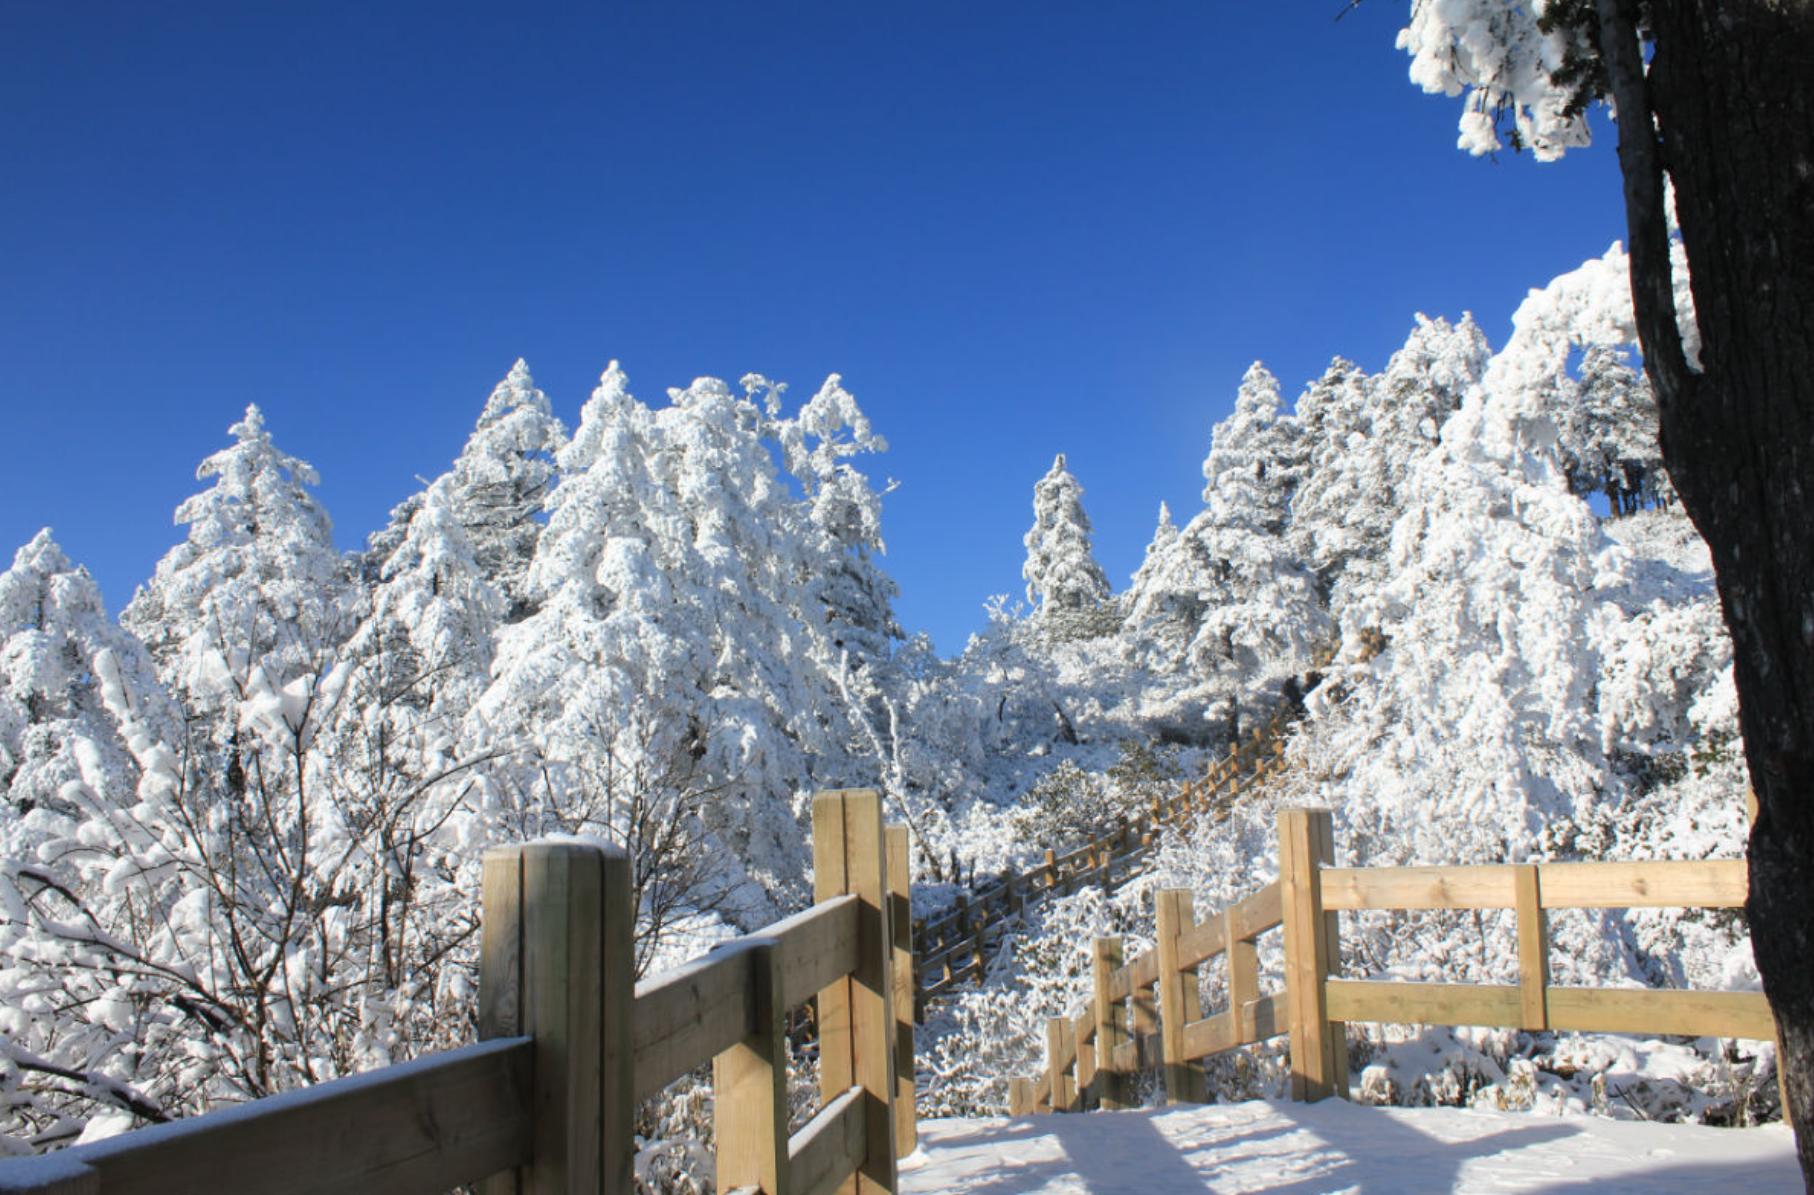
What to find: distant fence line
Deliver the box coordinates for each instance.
[912,709,1293,1011]
[1008,807,1786,1125]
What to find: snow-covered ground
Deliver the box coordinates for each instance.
[901,1102,1797,1193]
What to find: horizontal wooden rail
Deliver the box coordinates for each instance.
[1009,807,1771,1123]
[1325,980,1775,1039]
[1320,859,1748,911]
[1,792,916,1195]
[3,1036,534,1195]
[634,948,752,1101]
[786,1086,866,1195]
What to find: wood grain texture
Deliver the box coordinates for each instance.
[812,790,898,1193]
[788,1086,866,1195]
[1093,937,1127,1110]
[714,943,788,1194]
[1155,889,1205,1105]
[886,825,917,1157]
[40,1038,533,1195]
[1320,865,1516,911]
[1536,859,1748,909]
[1515,865,1549,1031]
[632,948,755,1101]
[1279,809,1337,1101]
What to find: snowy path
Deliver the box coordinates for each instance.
[900,1101,1798,1193]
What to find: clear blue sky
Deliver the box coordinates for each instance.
[0,2,1626,654]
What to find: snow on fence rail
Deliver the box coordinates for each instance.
[1010,807,1783,1119]
[0,789,916,1195]
[913,711,1292,1008]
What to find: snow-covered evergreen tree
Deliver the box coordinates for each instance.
[1182,364,1328,688]
[771,373,901,670]
[0,532,175,822]
[445,360,566,621]
[121,405,354,738]
[1021,454,1111,635]
[1292,317,1490,628]
[1124,365,1327,730]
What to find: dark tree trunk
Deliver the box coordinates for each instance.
[1595,0,1814,1178]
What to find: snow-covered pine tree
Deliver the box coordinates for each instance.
[770,373,902,671]
[1021,454,1112,638]
[1563,345,1670,515]
[1292,318,1490,629]
[1287,356,1375,601]
[1121,364,1323,728]
[121,404,354,742]
[480,362,882,959]
[0,531,176,823]
[3,424,494,1144]
[1166,364,1327,719]
[444,360,566,621]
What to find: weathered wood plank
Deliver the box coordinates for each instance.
[1536,860,1748,909]
[812,789,897,1193]
[1247,992,1284,1042]
[1179,1009,1237,1062]
[775,894,861,1011]
[1515,865,1549,1031]
[886,825,917,1158]
[714,942,788,1194]
[1324,980,1523,1027]
[1007,1077,1036,1117]
[1226,906,1260,1045]
[1319,865,1516,911]
[632,947,751,1101]
[1173,907,1226,972]
[1093,937,1127,1110]
[788,1086,867,1195]
[1545,987,1776,1039]
[1156,889,1205,1104]
[1280,809,1338,1101]
[1125,950,1159,995]
[1231,882,1283,940]
[39,1038,533,1195]
[477,847,525,1195]
[1046,1017,1076,1112]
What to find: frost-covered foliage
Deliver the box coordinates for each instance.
[1396,0,1599,160]
[919,245,1759,1127]
[0,363,905,1151]
[0,234,1762,1156]
[473,364,899,934]
[1022,454,1112,634]
[1126,364,1329,724]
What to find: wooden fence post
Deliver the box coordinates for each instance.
[886,825,917,1157]
[1045,1017,1076,1113]
[714,942,788,1193]
[1008,1077,1035,1117]
[1044,848,1059,895]
[1514,864,1549,1032]
[1155,889,1206,1105]
[954,894,971,982]
[813,790,899,1194]
[1279,808,1344,1102]
[1093,938,1127,1110]
[479,840,635,1194]
[1226,906,1258,1044]
[1131,974,1158,1079]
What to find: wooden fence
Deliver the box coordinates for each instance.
[1010,807,1779,1117]
[0,789,914,1195]
[914,711,1292,1007]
